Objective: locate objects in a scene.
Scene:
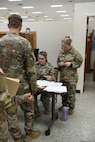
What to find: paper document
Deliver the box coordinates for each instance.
[43,85,67,93]
[37,80,63,87]
[5,77,20,96]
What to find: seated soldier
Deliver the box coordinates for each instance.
[34,51,55,118]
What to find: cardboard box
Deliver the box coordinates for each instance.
[5,77,20,96]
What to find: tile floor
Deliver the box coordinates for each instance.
[9,72,95,142]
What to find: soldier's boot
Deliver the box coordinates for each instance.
[23,130,41,142]
[68,108,74,115]
[34,111,41,118]
[44,108,50,115]
[14,138,22,142]
[58,106,63,111]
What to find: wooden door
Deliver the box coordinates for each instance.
[85,36,92,73]
[24,32,36,49]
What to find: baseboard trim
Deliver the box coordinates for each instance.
[76,90,80,93]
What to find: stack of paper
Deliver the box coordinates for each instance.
[43,85,67,93]
[37,80,62,87]
[37,80,67,93]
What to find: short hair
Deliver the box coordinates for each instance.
[39,51,47,59]
[62,37,72,46]
[8,14,22,28]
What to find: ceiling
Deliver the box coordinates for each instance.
[0,0,95,22]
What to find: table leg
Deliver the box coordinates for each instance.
[45,93,58,136]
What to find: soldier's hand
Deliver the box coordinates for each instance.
[59,62,65,66]
[0,68,4,75]
[24,93,32,102]
[46,75,52,81]
[64,62,72,67]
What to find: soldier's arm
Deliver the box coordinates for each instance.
[24,41,37,93]
[6,92,32,113]
[57,53,64,70]
[57,50,65,67]
[71,50,83,69]
[57,55,61,67]
[15,93,32,104]
[48,66,56,81]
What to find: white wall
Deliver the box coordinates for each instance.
[73,2,95,93]
[0,21,73,67]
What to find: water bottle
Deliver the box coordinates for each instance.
[62,106,69,121]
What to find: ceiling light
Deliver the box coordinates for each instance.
[28,19,35,21]
[64,17,72,20]
[22,6,34,9]
[32,12,42,14]
[56,10,67,13]
[50,5,63,8]
[0,20,5,22]
[10,12,20,15]
[0,7,7,10]
[0,17,4,19]
[44,15,48,18]
[45,18,53,21]
[8,0,22,1]
[21,16,28,18]
[60,14,69,17]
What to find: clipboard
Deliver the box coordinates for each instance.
[5,77,20,96]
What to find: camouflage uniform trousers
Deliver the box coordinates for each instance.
[0,110,9,142]
[34,91,50,112]
[7,96,34,139]
[61,83,76,109]
[41,92,50,109]
[0,92,17,142]
[0,138,8,142]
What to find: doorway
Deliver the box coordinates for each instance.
[84,16,95,91]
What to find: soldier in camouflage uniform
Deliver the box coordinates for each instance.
[0,68,32,142]
[34,51,55,117]
[57,37,83,115]
[0,14,41,142]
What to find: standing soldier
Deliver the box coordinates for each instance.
[57,37,83,115]
[34,51,55,118]
[0,68,32,142]
[0,14,41,142]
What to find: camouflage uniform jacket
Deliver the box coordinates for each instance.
[0,32,37,95]
[35,62,55,81]
[57,48,83,84]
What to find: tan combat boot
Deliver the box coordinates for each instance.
[14,138,21,142]
[24,130,41,142]
[68,108,74,115]
[58,106,63,111]
[44,108,50,115]
[34,111,41,118]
